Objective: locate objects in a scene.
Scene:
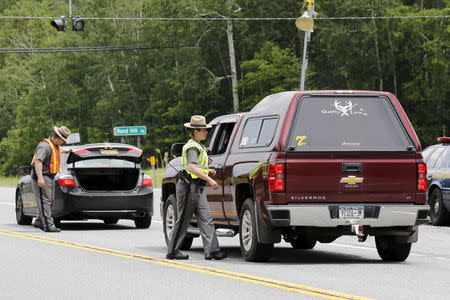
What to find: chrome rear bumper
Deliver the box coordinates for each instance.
[267,203,429,227]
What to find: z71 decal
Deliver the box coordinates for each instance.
[296,136,307,146]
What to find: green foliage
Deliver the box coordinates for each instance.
[0,0,448,174]
[239,42,300,111]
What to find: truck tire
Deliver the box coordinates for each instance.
[16,192,32,225]
[375,236,411,262]
[429,188,449,226]
[290,236,317,250]
[163,194,194,251]
[239,199,273,262]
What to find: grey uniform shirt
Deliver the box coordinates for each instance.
[33,140,54,175]
[186,148,200,164]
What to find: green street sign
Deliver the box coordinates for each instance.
[114,126,147,136]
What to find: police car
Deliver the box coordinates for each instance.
[422,137,450,226]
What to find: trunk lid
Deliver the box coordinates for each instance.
[67,144,143,164]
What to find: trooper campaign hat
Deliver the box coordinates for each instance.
[53,126,71,142]
[184,115,212,129]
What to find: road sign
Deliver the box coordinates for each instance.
[66,132,80,144]
[113,126,147,136]
[149,156,156,166]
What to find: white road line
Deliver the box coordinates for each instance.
[329,243,377,251]
[436,257,450,261]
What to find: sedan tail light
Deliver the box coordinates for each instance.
[417,161,427,192]
[141,175,153,187]
[58,175,77,187]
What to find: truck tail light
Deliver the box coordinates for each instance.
[141,175,153,187]
[58,175,77,187]
[417,162,427,192]
[268,162,285,192]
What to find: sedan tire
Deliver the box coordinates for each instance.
[16,192,32,225]
[134,216,151,229]
[429,188,449,226]
[103,218,119,225]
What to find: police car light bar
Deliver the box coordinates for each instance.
[437,137,450,143]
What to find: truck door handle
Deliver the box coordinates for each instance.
[342,163,362,173]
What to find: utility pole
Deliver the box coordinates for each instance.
[226,0,239,113]
[296,0,316,91]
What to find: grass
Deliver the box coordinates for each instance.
[0,176,21,187]
[0,168,165,188]
[144,168,165,189]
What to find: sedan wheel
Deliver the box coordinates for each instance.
[134,216,151,229]
[16,192,32,225]
[429,188,450,226]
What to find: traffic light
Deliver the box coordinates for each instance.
[50,19,66,31]
[50,18,85,32]
[72,18,85,31]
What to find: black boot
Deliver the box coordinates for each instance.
[43,225,60,232]
[32,219,43,229]
[205,250,227,260]
[166,250,189,260]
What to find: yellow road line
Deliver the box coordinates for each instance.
[0,229,372,300]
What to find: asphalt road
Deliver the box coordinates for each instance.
[1,186,449,300]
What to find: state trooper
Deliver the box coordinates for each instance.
[31,126,71,232]
[166,115,227,260]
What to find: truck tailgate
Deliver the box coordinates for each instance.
[285,153,417,203]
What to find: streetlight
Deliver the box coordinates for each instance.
[296,0,316,91]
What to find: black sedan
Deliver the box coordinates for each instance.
[15,143,153,229]
[422,137,450,226]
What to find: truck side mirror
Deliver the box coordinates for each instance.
[171,143,184,157]
[19,166,31,175]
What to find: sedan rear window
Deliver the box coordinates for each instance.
[69,158,136,168]
[289,96,413,151]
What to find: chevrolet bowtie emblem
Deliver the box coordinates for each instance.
[340,176,364,186]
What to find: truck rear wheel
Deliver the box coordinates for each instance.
[290,236,316,250]
[163,194,194,251]
[239,199,273,262]
[375,236,411,262]
[429,188,449,226]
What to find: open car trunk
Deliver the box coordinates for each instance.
[73,168,140,191]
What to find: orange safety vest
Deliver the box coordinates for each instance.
[31,138,61,174]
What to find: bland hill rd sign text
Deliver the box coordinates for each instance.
[113,126,147,136]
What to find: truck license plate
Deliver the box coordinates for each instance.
[339,206,364,219]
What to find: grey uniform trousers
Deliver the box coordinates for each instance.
[167,180,220,256]
[31,176,55,228]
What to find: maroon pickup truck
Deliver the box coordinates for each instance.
[161,91,430,262]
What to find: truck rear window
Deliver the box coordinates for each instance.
[288,96,413,151]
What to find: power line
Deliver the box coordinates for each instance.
[0,44,197,54]
[0,15,448,21]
